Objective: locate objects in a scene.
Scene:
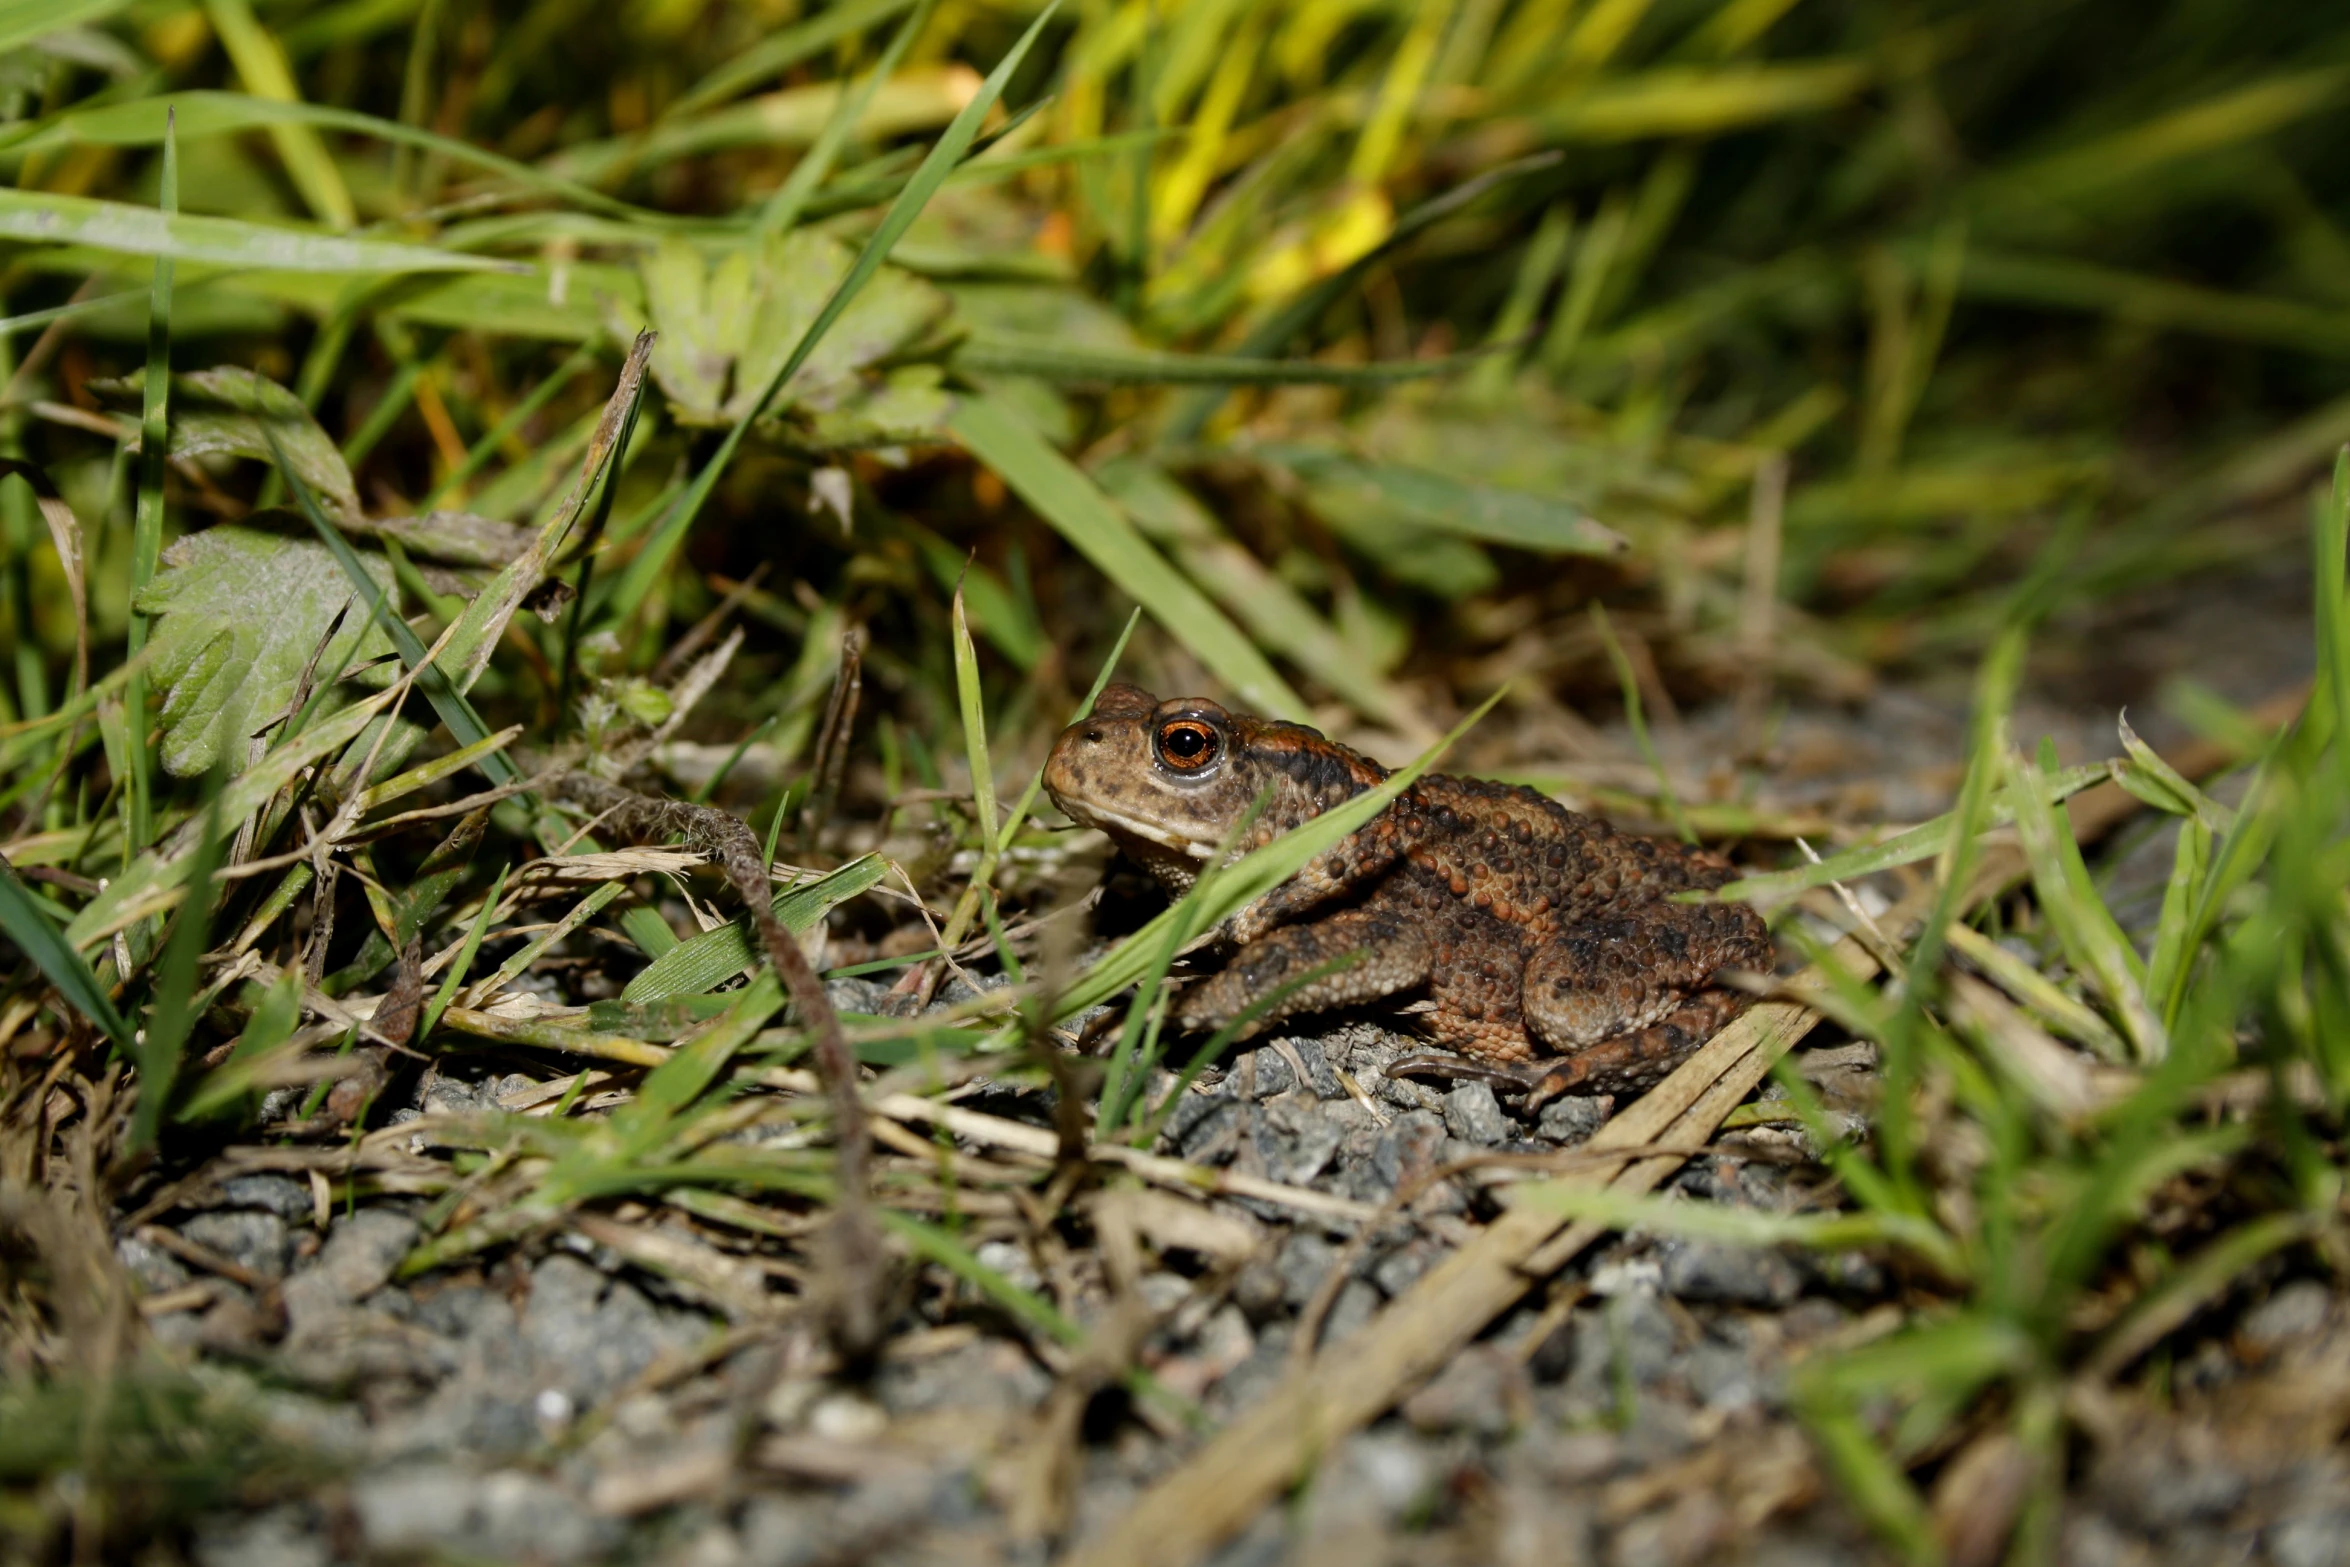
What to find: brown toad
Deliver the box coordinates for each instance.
[1043,684,1772,1099]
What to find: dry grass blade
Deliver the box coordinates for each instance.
[1057,701,2295,1567]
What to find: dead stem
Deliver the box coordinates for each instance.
[553,770,888,1369]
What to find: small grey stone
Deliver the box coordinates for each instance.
[736,1493,826,1567]
[1443,1081,1510,1145]
[1289,1037,1345,1099]
[2243,1280,2332,1348]
[1592,1290,1678,1387]
[413,1282,519,1346]
[1335,1430,1434,1519]
[1660,1237,1803,1307]
[2056,1512,2152,1567]
[1536,1095,1610,1145]
[309,1208,418,1302]
[973,1238,1042,1294]
[935,969,1013,1009]
[1401,1346,1527,1436]
[2273,1507,2350,1567]
[217,1173,314,1220]
[1275,1231,1341,1310]
[1371,1238,1441,1297]
[1167,1093,1243,1164]
[824,975,892,1016]
[1249,1099,1343,1187]
[1239,1045,1295,1099]
[181,1209,292,1280]
[1687,1338,1761,1410]
[351,1464,474,1552]
[418,1074,491,1116]
[1369,1111,1447,1195]
[522,1253,704,1407]
[118,1233,192,1293]
[1323,1279,1381,1343]
[193,1505,328,1567]
[353,1464,613,1560]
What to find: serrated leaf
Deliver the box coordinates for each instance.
[617,229,954,432]
[119,366,358,519]
[797,363,956,449]
[131,523,394,776]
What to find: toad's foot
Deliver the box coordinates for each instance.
[1515,988,1755,1111]
[1389,988,1755,1109]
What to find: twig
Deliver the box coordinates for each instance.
[552,771,888,1369]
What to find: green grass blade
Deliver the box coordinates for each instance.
[954,335,1493,387]
[1591,602,1695,843]
[0,0,131,52]
[622,855,888,1003]
[421,864,506,1045]
[124,109,178,852]
[202,0,358,229]
[1160,150,1563,445]
[0,855,132,1048]
[610,0,1062,623]
[128,782,229,1153]
[758,0,937,236]
[949,394,1308,720]
[0,189,519,274]
[996,608,1140,858]
[668,0,920,118]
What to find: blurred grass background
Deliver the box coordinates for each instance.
[2,0,2345,752]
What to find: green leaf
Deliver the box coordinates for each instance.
[123,367,360,518]
[130,523,395,777]
[607,1,1061,618]
[949,394,1309,720]
[621,855,889,1003]
[618,229,953,430]
[0,187,518,274]
[1714,760,2111,909]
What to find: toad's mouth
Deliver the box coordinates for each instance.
[1055,796,1219,860]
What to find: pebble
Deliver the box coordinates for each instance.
[1537,1094,1611,1145]
[1246,1099,1343,1187]
[1443,1081,1511,1145]
[351,1464,616,1560]
[182,1209,293,1280]
[1400,1344,1529,1436]
[309,1208,418,1302]
[217,1174,315,1221]
[1658,1236,1804,1308]
[2242,1280,2332,1349]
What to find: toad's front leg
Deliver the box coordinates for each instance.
[1177,907,1432,1041]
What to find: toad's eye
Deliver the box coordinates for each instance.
[1154,719,1220,771]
